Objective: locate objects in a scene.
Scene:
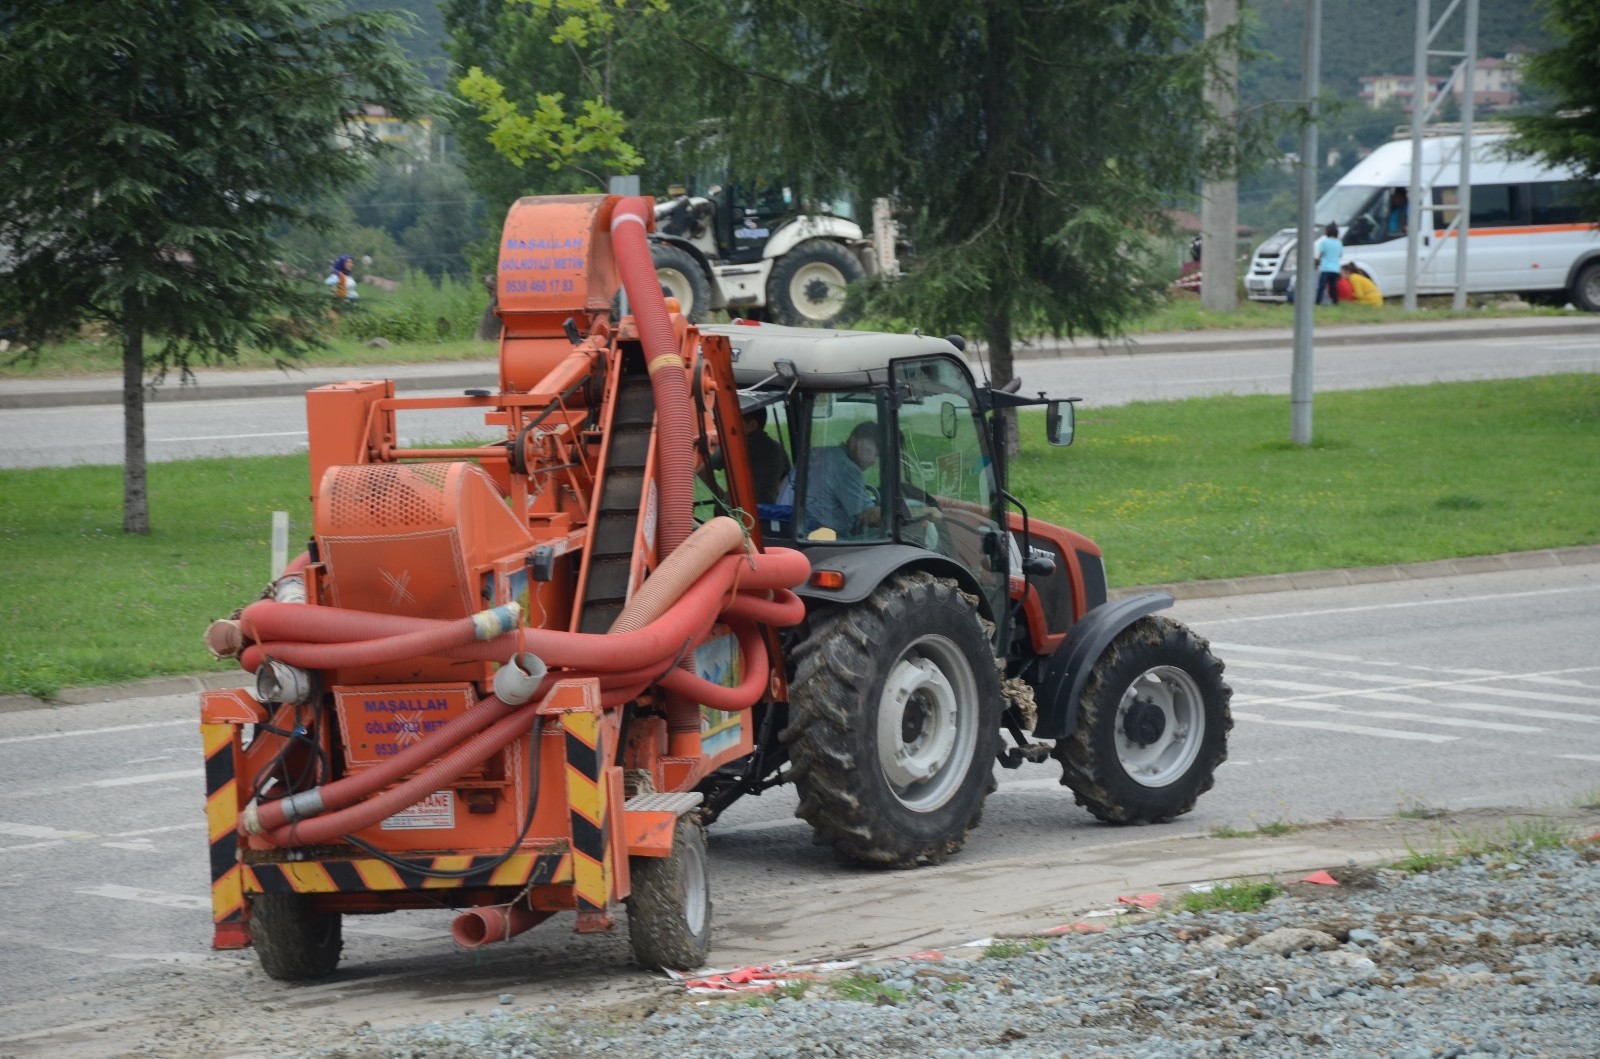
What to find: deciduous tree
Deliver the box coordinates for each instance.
[681,0,1255,394]
[1508,0,1600,220]
[0,0,432,533]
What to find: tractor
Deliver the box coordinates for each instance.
[199,193,1230,981]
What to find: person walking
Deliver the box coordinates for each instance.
[325,254,358,304]
[1313,222,1343,305]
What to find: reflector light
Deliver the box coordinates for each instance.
[810,570,845,590]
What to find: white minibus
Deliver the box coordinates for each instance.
[1244,128,1600,310]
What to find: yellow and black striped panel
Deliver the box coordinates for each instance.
[562,710,611,913]
[201,722,248,948]
[246,851,572,894]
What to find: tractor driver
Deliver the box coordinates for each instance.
[804,421,882,538]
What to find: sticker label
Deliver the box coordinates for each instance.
[380,790,455,830]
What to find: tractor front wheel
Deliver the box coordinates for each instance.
[767,240,863,327]
[1054,615,1231,825]
[626,815,711,971]
[250,893,342,980]
[784,571,1002,867]
[652,242,713,324]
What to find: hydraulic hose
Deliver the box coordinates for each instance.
[611,196,696,558]
[611,516,746,633]
[244,690,520,835]
[257,680,649,849]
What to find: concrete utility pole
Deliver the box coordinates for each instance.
[1200,0,1240,313]
[1290,0,1321,446]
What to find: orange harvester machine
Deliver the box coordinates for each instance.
[199,194,808,959]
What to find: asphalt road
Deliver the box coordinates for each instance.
[1,321,1596,468]
[1,562,1596,1056]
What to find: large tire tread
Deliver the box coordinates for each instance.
[1056,615,1232,826]
[782,571,1001,868]
[251,893,342,981]
[626,816,711,971]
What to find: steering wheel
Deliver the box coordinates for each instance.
[847,485,882,538]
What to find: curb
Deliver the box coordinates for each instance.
[7,544,1596,714]
[1110,542,1600,602]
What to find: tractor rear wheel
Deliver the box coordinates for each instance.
[783,571,1002,867]
[250,893,342,980]
[626,815,711,971]
[1053,615,1231,824]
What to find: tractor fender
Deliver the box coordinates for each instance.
[794,544,992,620]
[1030,592,1174,740]
[763,215,867,262]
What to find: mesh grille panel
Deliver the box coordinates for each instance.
[325,464,451,532]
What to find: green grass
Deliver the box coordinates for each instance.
[1010,373,1600,588]
[1207,819,1306,839]
[1391,818,1575,874]
[1177,879,1283,914]
[829,974,907,1004]
[983,937,1049,959]
[2,374,1597,698]
[0,455,314,697]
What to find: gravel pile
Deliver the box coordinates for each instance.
[306,843,1600,1059]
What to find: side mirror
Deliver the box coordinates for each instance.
[1046,400,1075,447]
[940,401,958,439]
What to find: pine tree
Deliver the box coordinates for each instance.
[0,0,434,532]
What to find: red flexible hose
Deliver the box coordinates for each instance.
[259,681,649,849]
[611,196,696,558]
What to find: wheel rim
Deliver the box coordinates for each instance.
[876,633,978,812]
[657,266,697,319]
[1114,665,1205,787]
[787,261,848,322]
[681,830,709,937]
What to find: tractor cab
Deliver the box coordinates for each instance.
[701,321,1075,649]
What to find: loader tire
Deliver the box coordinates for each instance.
[626,815,711,971]
[652,242,713,324]
[250,893,342,980]
[768,240,863,327]
[1053,615,1232,825]
[783,571,1002,868]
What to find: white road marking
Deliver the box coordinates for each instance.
[100,840,158,851]
[1556,754,1600,763]
[0,718,191,746]
[2,767,203,800]
[1261,698,1543,734]
[0,840,69,854]
[0,821,94,840]
[1231,711,1456,742]
[1200,585,1599,625]
[161,430,306,442]
[75,883,209,911]
[117,822,206,837]
[1457,684,1600,707]
[1442,702,1600,724]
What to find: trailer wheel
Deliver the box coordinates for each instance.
[768,240,863,327]
[626,815,711,971]
[250,893,342,980]
[1054,615,1231,825]
[784,571,1002,867]
[652,242,712,324]
[1572,261,1600,313]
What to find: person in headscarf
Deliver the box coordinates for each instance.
[325,254,358,303]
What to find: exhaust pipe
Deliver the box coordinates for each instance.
[451,903,551,948]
